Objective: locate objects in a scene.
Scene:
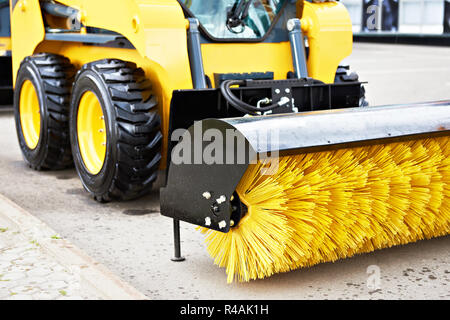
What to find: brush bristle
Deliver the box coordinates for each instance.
[200,136,450,283]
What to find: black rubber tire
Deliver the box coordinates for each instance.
[69,59,162,202]
[334,65,369,107]
[14,53,75,170]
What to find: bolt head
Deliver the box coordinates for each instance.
[216,195,227,204]
[202,192,211,199]
[211,205,220,215]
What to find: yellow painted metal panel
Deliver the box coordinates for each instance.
[301,1,353,83]
[10,0,45,85]
[54,0,193,91]
[201,41,294,87]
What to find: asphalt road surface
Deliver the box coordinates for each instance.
[0,43,449,300]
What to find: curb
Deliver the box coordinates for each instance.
[0,193,148,300]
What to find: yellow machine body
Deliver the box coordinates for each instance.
[10,0,353,166]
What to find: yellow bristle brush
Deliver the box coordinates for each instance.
[200,136,450,283]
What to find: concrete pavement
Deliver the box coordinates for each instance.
[0,194,147,300]
[0,217,93,300]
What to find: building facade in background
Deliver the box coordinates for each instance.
[342,0,450,35]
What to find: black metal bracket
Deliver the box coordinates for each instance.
[167,78,364,137]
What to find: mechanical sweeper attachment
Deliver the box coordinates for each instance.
[161,101,450,282]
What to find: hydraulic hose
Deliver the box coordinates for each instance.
[220,79,288,115]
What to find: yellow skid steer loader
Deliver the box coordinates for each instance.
[10,0,450,282]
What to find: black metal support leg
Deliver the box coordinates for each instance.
[171,219,185,262]
[168,18,207,264]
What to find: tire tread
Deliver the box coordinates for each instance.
[20,53,75,170]
[78,59,162,202]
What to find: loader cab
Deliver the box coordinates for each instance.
[178,0,301,88]
[179,0,298,41]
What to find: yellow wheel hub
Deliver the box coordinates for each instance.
[77,91,107,175]
[19,80,41,150]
